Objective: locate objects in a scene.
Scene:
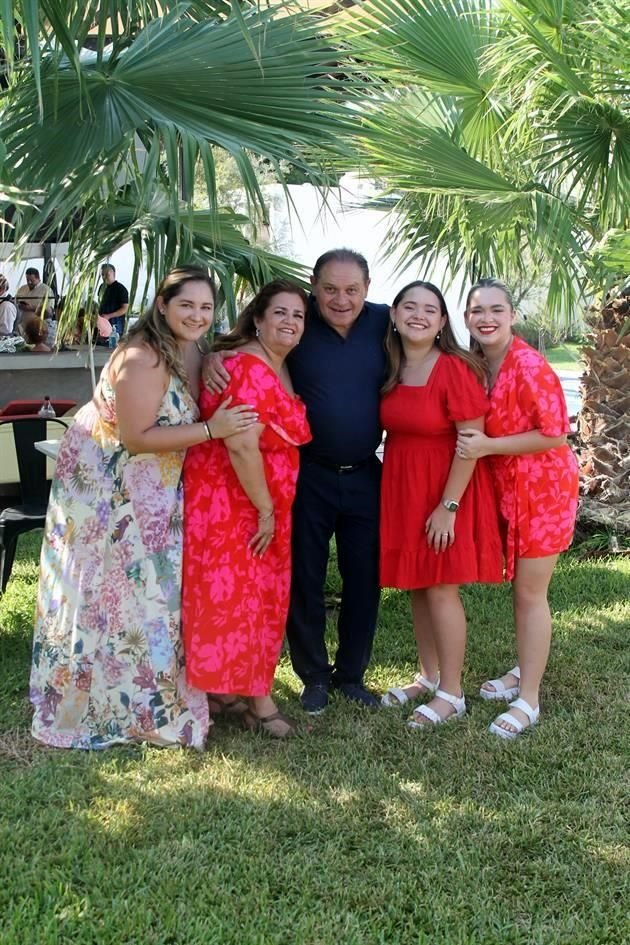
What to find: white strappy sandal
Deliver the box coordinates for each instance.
[407,688,466,729]
[381,673,439,708]
[489,697,540,740]
[479,666,520,701]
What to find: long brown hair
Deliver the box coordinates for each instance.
[212,280,308,352]
[382,280,486,393]
[121,266,216,383]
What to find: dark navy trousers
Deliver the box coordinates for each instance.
[286,457,381,687]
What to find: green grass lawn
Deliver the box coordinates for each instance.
[1,533,629,944]
[544,342,584,373]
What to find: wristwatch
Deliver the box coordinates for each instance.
[442,498,460,512]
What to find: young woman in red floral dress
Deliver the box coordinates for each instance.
[457,279,579,738]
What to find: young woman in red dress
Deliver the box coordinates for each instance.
[457,279,579,738]
[380,282,503,728]
[182,281,311,738]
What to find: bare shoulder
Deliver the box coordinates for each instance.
[109,339,167,387]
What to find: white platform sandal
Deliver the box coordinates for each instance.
[489,697,540,740]
[407,688,466,730]
[479,666,520,702]
[381,673,439,708]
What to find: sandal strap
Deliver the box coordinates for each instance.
[383,687,409,706]
[435,688,465,710]
[508,697,539,724]
[493,710,526,734]
[414,673,439,693]
[413,704,441,724]
[483,666,520,693]
[257,710,292,725]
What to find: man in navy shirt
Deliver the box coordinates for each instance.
[206,249,389,713]
[286,250,388,712]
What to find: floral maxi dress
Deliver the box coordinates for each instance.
[30,368,210,749]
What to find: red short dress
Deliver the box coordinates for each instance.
[182,353,311,696]
[380,354,504,589]
[486,336,579,579]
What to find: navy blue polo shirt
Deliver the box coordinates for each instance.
[288,296,389,466]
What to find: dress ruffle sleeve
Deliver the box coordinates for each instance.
[443,356,490,423]
[512,342,572,437]
[205,352,311,448]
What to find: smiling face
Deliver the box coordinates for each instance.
[465,286,516,350]
[391,285,446,345]
[255,291,306,352]
[159,279,215,343]
[311,261,369,336]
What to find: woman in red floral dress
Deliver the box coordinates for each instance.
[457,279,579,739]
[182,281,311,738]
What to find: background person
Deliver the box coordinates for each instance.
[23,315,52,352]
[15,267,53,330]
[182,281,311,738]
[0,275,17,335]
[379,282,503,728]
[98,263,129,340]
[30,266,257,750]
[205,249,389,713]
[458,278,580,739]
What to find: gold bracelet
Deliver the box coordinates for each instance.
[203,420,213,440]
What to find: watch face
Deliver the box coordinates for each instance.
[444,500,459,512]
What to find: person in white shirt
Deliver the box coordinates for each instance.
[0,275,18,335]
[15,268,53,329]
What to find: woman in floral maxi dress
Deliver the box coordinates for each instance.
[30,267,256,749]
[457,278,579,739]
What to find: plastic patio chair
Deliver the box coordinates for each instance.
[0,415,68,593]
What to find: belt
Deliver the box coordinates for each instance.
[306,455,374,475]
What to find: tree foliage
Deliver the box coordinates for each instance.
[338,0,630,317]
[0,1,354,322]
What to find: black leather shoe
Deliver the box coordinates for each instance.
[300,684,329,715]
[333,682,380,708]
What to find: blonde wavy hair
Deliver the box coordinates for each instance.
[382,280,486,394]
[121,266,216,383]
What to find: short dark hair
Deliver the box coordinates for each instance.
[312,249,370,283]
[101,263,116,274]
[25,267,40,278]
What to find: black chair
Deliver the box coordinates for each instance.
[0,416,68,593]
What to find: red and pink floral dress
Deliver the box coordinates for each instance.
[182,353,311,696]
[486,336,579,579]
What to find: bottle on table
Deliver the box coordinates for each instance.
[38,395,56,418]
